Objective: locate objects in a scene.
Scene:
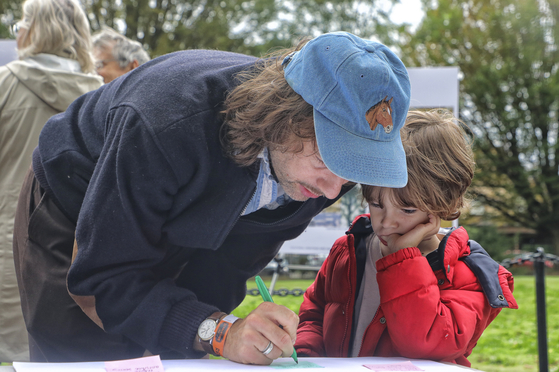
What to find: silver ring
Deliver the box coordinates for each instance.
[261,341,274,356]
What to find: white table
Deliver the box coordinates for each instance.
[9,357,484,371]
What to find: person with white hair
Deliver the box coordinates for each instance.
[92,27,150,83]
[0,0,102,362]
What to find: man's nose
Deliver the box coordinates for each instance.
[320,173,349,200]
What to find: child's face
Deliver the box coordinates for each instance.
[368,188,434,248]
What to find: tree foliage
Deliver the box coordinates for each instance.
[396,0,559,254]
[88,0,393,56]
[0,0,21,39]
[0,0,394,57]
[462,225,516,262]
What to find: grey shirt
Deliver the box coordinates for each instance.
[351,233,383,356]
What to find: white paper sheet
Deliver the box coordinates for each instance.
[13,357,482,372]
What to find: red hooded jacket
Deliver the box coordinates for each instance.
[295,215,517,367]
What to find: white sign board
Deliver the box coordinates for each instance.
[280,226,347,255]
[407,66,460,117]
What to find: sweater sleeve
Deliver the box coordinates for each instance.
[66,104,217,358]
[376,246,500,363]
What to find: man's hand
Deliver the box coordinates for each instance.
[223,302,298,365]
[380,214,441,256]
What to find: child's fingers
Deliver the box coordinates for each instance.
[385,215,440,253]
[425,214,441,235]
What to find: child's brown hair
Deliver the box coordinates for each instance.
[362,109,475,220]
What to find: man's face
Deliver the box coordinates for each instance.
[269,140,349,201]
[93,45,130,84]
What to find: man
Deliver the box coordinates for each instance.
[13,32,411,364]
[92,27,150,83]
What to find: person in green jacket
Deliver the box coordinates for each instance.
[0,0,102,362]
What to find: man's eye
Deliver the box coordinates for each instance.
[314,156,328,169]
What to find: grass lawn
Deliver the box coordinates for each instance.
[236,275,559,372]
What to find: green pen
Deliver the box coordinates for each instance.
[255,275,299,364]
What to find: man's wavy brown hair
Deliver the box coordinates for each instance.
[362,109,475,221]
[221,38,316,167]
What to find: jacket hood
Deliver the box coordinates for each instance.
[438,226,471,272]
[6,54,102,112]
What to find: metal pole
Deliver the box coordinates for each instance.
[269,271,278,295]
[534,247,549,372]
[269,256,283,294]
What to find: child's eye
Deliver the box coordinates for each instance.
[370,202,381,209]
[402,208,417,214]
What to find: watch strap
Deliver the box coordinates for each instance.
[198,312,227,355]
[212,314,240,357]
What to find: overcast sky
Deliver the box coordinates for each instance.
[387,0,425,30]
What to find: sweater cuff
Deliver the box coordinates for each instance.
[159,298,220,358]
[376,246,422,271]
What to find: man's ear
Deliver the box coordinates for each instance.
[127,60,139,71]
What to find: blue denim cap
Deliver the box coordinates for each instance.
[283,32,411,187]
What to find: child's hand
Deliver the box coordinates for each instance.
[380,214,441,256]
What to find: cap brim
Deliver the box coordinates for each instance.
[314,109,408,187]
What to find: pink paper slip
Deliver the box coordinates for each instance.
[105,355,164,372]
[364,361,424,371]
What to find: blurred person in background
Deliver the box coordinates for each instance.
[0,0,102,362]
[92,27,150,83]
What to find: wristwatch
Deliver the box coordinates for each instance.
[197,312,226,355]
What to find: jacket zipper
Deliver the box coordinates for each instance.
[357,307,382,357]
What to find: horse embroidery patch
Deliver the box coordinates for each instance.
[366,97,394,134]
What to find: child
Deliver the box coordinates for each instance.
[294,109,517,367]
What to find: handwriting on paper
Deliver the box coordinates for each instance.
[363,360,424,371]
[105,355,164,372]
[270,360,325,369]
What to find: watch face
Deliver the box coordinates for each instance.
[198,319,217,341]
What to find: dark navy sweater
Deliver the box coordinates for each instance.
[33,50,349,358]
